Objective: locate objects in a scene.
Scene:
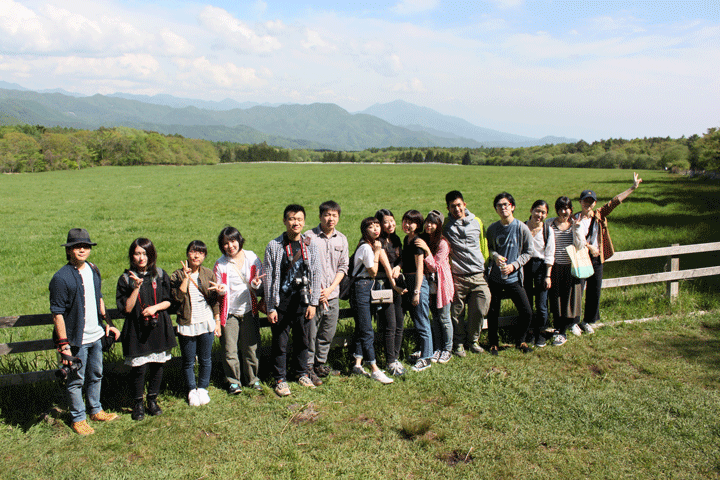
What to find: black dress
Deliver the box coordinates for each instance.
[116,268,177,360]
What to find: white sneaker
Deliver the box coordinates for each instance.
[188,389,200,407]
[431,350,441,363]
[570,324,582,337]
[438,351,452,364]
[579,322,595,334]
[370,370,394,384]
[552,334,567,346]
[197,388,211,405]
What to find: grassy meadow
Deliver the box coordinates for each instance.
[1,164,719,479]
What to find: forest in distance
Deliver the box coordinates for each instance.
[1,123,718,174]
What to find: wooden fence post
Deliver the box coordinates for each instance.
[666,243,680,301]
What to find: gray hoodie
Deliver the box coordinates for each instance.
[443,209,490,276]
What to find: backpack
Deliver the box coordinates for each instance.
[338,252,356,301]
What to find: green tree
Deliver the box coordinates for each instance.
[697,127,720,171]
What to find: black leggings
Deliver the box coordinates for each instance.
[130,362,164,400]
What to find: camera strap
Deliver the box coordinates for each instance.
[284,240,308,267]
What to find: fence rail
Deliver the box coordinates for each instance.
[2,241,718,386]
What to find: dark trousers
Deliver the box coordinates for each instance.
[487,279,533,347]
[376,278,404,365]
[270,297,311,382]
[130,362,164,400]
[582,257,603,324]
[523,258,549,337]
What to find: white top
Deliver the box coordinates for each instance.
[575,214,599,249]
[177,271,216,337]
[79,264,104,345]
[529,223,556,265]
[353,243,375,278]
[226,257,252,316]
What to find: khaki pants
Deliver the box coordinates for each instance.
[450,272,491,348]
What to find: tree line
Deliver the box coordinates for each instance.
[1,124,718,173]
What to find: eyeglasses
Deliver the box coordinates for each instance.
[495,202,512,209]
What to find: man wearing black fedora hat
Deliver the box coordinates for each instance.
[49,228,120,435]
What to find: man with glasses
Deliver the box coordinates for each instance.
[486,193,534,356]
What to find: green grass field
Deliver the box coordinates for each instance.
[1,164,719,479]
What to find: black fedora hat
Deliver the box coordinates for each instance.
[62,228,97,247]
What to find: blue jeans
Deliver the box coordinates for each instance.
[67,338,104,423]
[178,331,214,390]
[430,299,452,352]
[352,278,377,364]
[406,274,433,360]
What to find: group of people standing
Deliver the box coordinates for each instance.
[48,173,641,435]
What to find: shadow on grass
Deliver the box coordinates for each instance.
[661,319,720,385]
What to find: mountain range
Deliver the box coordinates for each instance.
[0,82,575,150]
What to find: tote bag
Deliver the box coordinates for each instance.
[566,244,594,279]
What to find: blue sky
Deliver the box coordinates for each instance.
[0,0,718,141]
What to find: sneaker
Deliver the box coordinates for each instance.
[297,375,316,389]
[274,380,291,397]
[89,410,118,422]
[470,342,484,353]
[307,371,323,386]
[71,419,95,435]
[251,381,263,392]
[411,358,432,372]
[314,364,331,378]
[438,351,452,364]
[579,322,595,334]
[490,346,499,356]
[352,365,370,377]
[517,342,533,354]
[570,324,582,337]
[387,361,405,376]
[431,350,441,363]
[409,351,422,362]
[453,345,467,357]
[370,370,394,384]
[535,336,547,348]
[197,388,211,405]
[188,389,200,407]
[228,383,242,395]
[552,334,567,346]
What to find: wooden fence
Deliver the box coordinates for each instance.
[2,241,719,387]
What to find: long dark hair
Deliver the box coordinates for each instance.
[424,210,447,255]
[129,237,158,277]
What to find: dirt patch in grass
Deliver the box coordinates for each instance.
[290,402,320,424]
[588,364,603,376]
[438,449,474,466]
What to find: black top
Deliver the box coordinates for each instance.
[279,238,308,313]
[116,268,177,358]
[402,235,424,275]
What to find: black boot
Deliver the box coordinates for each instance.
[131,398,145,421]
[146,395,163,416]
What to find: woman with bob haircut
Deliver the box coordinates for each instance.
[374,209,406,376]
[213,226,264,395]
[350,216,397,384]
[116,238,176,421]
[401,209,433,372]
[171,240,222,406]
[547,196,583,346]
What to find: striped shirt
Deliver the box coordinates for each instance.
[549,219,574,265]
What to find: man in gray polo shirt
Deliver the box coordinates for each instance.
[305,200,349,383]
[443,191,492,356]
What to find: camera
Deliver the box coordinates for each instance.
[56,355,83,380]
[145,314,158,328]
[293,274,311,305]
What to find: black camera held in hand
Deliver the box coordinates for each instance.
[56,353,83,381]
[145,313,159,328]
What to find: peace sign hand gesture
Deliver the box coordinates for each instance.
[129,271,144,289]
[208,281,226,295]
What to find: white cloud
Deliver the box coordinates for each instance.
[161,29,193,56]
[174,56,266,88]
[198,6,281,55]
[392,0,440,15]
[391,77,426,92]
[302,29,335,51]
[53,54,161,78]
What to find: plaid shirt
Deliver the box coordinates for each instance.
[263,233,321,312]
